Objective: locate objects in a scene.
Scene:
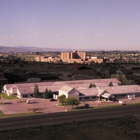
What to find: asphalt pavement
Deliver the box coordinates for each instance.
[0,104,140,131]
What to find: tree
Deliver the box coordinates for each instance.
[43,89,53,99]
[65,97,79,108]
[47,90,53,98]
[111,74,135,85]
[89,83,92,88]
[58,94,66,105]
[34,84,40,98]
[43,88,48,99]
[108,81,113,87]
[89,83,96,88]
[92,83,96,87]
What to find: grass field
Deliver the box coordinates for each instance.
[0,111,42,118]
[0,93,19,100]
[0,111,4,117]
[0,116,140,140]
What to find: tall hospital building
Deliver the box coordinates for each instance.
[61,51,86,63]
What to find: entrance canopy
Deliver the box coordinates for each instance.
[101,93,111,98]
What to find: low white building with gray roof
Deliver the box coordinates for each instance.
[4,78,138,101]
[101,85,140,99]
[78,88,99,101]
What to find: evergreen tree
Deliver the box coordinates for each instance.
[43,89,53,99]
[46,90,53,98]
[89,83,92,88]
[34,84,39,98]
[92,84,96,87]
[89,83,96,88]
[43,88,48,99]
[108,81,113,87]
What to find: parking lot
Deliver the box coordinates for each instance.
[0,97,140,114]
[0,98,68,114]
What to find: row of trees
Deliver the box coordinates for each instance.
[34,84,53,99]
[89,82,113,88]
[89,83,96,88]
[111,74,135,85]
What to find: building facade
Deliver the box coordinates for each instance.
[61,51,86,63]
[4,78,140,102]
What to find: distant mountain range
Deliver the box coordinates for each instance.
[0,46,138,53]
[0,46,74,53]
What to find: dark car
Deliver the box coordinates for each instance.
[2,101,12,104]
[50,98,57,101]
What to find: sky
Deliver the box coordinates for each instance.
[0,0,140,51]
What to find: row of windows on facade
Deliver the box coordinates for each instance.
[79,96,97,100]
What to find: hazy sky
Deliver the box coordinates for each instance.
[0,0,140,50]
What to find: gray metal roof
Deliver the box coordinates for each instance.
[78,88,98,96]
[94,83,108,87]
[4,78,121,96]
[58,85,74,93]
[101,85,140,95]
[102,93,111,98]
[18,87,33,95]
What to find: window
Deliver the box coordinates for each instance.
[84,97,89,99]
[23,95,28,98]
[92,96,96,99]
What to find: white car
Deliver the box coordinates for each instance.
[26,99,36,104]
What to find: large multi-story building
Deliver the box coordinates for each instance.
[61,51,86,63]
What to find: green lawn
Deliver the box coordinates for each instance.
[0,110,42,118]
[0,111,5,118]
[0,93,19,100]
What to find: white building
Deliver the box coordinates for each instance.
[58,86,79,100]
[3,78,140,101]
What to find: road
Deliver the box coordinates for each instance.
[0,104,140,131]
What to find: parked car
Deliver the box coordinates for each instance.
[2,101,12,104]
[50,98,57,101]
[26,99,36,104]
[119,100,126,105]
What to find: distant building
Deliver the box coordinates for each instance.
[61,51,86,63]
[34,56,61,63]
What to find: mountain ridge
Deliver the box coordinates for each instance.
[0,46,74,53]
[0,46,138,53]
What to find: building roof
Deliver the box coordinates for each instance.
[101,85,140,95]
[5,78,120,90]
[58,85,74,93]
[101,93,111,98]
[97,88,105,96]
[78,88,98,96]
[18,87,33,95]
[4,78,122,96]
[94,83,109,87]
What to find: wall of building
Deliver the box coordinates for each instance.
[79,95,97,101]
[58,89,79,100]
[61,51,86,63]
